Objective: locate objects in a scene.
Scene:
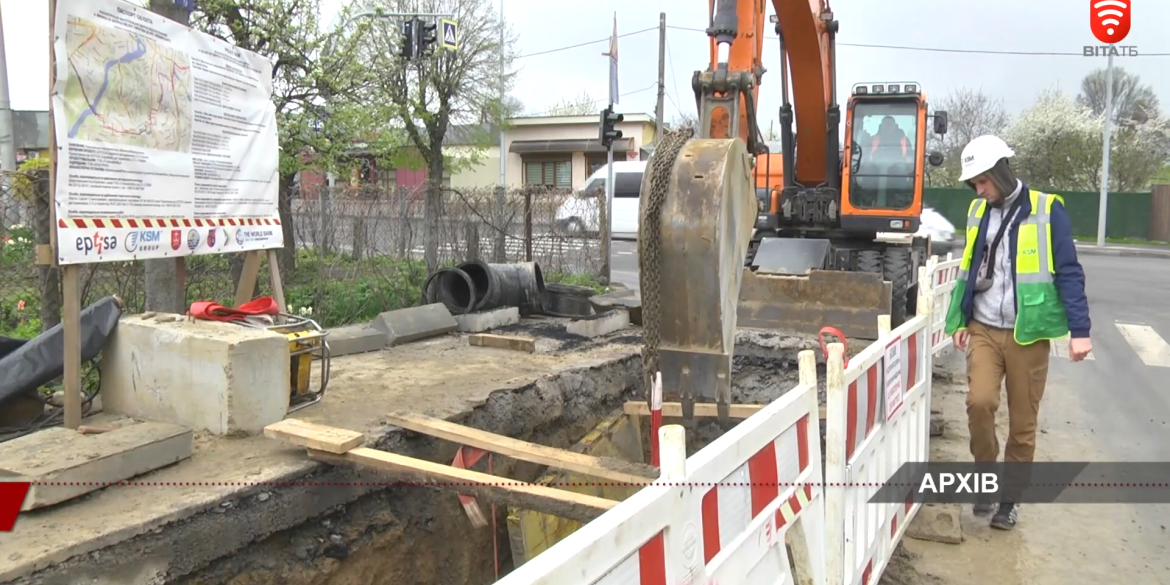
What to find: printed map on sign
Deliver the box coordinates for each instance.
[63,16,193,152]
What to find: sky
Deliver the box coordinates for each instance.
[7,0,1170,135]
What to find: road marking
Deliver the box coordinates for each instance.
[1049,336,1095,361]
[1115,323,1170,368]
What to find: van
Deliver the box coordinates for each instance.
[554,160,647,239]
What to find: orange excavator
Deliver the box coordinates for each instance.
[638,0,948,420]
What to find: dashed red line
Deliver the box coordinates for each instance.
[15,481,1170,488]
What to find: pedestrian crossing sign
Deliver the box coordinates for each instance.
[441,18,458,51]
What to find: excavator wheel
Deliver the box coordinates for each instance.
[883,247,913,327]
[857,249,883,275]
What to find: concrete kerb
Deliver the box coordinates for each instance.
[1074,244,1170,259]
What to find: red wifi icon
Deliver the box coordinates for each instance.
[1090,0,1131,44]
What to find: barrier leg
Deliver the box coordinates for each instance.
[787,350,827,585]
[824,343,848,585]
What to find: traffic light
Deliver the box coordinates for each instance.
[599,106,624,149]
[399,18,417,59]
[418,19,439,55]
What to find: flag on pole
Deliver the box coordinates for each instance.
[603,12,619,106]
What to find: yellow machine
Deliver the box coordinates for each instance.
[233,314,331,413]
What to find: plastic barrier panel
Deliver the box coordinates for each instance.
[497,352,826,585]
[922,254,961,356]
[824,314,933,585]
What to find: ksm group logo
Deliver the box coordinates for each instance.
[125,230,163,254]
[1090,0,1131,44]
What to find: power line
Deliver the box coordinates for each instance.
[517,27,656,59]
[665,25,1169,57]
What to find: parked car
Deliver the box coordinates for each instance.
[554,161,647,239]
[917,205,957,257]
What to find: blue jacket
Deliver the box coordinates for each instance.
[957,182,1092,339]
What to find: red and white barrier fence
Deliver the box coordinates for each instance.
[823,305,934,585]
[921,253,961,356]
[496,352,827,585]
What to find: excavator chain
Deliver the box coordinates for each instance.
[639,133,758,424]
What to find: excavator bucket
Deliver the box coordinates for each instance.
[639,136,758,420]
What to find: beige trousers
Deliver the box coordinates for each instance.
[965,320,1051,464]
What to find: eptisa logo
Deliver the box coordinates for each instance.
[1084,0,1137,56]
[76,231,117,256]
[186,229,200,251]
[125,230,163,254]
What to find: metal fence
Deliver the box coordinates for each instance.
[0,172,605,338]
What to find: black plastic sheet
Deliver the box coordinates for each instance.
[0,296,123,406]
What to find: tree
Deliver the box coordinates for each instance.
[666,113,699,133]
[544,90,599,116]
[1077,67,1161,126]
[925,87,1010,186]
[191,0,387,275]
[355,0,519,272]
[1006,88,1169,192]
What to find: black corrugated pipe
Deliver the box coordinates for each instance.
[438,261,547,316]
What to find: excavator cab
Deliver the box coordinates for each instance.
[840,83,934,235]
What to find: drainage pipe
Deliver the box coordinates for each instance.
[443,261,546,315]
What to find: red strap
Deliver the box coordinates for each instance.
[818,326,850,368]
[188,296,281,322]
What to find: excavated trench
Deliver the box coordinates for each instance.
[174,336,930,585]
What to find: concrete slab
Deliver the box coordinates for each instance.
[371,303,458,346]
[589,293,642,325]
[326,324,387,357]
[0,326,644,584]
[455,306,520,333]
[100,315,290,436]
[907,503,963,544]
[566,309,630,338]
[0,416,192,510]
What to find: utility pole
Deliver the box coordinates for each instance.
[655,13,665,142]
[599,13,619,284]
[1096,50,1114,248]
[495,0,507,262]
[0,4,17,227]
[144,0,191,313]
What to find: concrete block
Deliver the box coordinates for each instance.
[589,292,642,325]
[100,315,290,436]
[566,309,630,338]
[327,324,387,357]
[0,417,192,510]
[371,303,458,346]
[455,306,520,333]
[906,503,962,544]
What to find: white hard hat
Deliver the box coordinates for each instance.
[957,135,1015,182]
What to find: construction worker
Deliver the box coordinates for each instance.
[944,134,1092,531]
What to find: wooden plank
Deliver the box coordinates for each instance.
[234,250,264,307]
[267,249,287,311]
[62,266,81,429]
[622,401,827,420]
[310,447,617,523]
[385,412,658,484]
[264,418,365,454]
[468,333,536,353]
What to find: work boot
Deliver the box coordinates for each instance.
[990,502,1018,530]
[972,502,996,517]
